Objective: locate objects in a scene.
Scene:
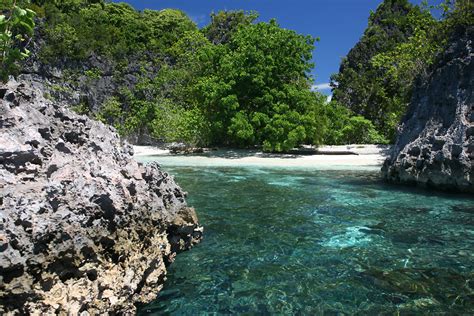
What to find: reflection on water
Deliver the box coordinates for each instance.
[138,164,474,315]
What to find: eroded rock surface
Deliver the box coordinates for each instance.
[382,27,473,193]
[0,80,202,314]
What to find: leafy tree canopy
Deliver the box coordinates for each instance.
[195,20,323,151]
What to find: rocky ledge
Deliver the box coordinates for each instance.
[0,80,202,314]
[382,26,473,193]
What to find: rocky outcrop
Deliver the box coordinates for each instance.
[0,80,202,314]
[382,27,473,193]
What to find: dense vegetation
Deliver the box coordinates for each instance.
[21,0,386,150]
[3,0,470,150]
[331,0,473,141]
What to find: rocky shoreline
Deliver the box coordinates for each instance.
[0,80,202,314]
[383,26,473,193]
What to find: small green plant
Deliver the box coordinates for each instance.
[0,0,36,82]
[49,83,72,93]
[70,102,90,115]
[84,68,102,79]
[96,97,125,132]
[43,92,52,100]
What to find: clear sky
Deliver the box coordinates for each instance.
[112,0,438,95]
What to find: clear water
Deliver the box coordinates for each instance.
[137,162,474,315]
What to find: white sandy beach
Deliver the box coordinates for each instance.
[133,145,391,170]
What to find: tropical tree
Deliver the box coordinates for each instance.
[196,19,325,151]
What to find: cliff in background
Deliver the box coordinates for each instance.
[0,80,202,314]
[19,26,159,145]
[330,0,432,140]
[382,26,473,193]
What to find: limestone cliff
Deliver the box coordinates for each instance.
[19,25,161,145]
[382,27,473,193]
[0,80,202,314]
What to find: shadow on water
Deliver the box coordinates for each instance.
[328,168,474,202]
[171,145,394,160]
[175,149,301,159]
[143,148,301,159]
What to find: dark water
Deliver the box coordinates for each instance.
[139,166,474,315]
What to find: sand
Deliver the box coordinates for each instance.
[133,145,391,170]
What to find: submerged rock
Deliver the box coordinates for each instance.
[382,27,473,193]
[0,80,203,314]
[360,267,474,311]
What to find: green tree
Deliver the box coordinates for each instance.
[0,0,36,82]
[323,102,388,145]
[196,19,323,151]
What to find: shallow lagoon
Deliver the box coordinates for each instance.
[137,157,474,314]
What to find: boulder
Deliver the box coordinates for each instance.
[0,80,202,314]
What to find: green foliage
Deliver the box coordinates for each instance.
[203,10,258,44]
[0,0,36,82]
[151,101,210,145]
[332,0,473,142]
[44,0,105,13]
[371,7,441,84]
[441,0,474,30]
[143,9,197,52]
[44,22,78,57]
[31,2,409,150]
[49,83,72,93]
[323,102,388,145]
[95,97,125,133]
[113,13,326,151]
[84,68,102,79]
[38,1,197,61]
[70,102,90,115]
[331,0,435,140]
[195,20,321,151]
[26,3,45,18]
[342,116,389,145]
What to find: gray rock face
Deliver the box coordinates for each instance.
[0,80,202,314]
[19,25,161,146]
[382,27,473,193]
[21,29,141,114]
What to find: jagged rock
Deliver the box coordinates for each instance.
[0,80,203,314]
[382,27,474,193]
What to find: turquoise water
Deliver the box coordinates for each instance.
[138,163,474,315]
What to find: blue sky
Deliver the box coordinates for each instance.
[112,0,439,95]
